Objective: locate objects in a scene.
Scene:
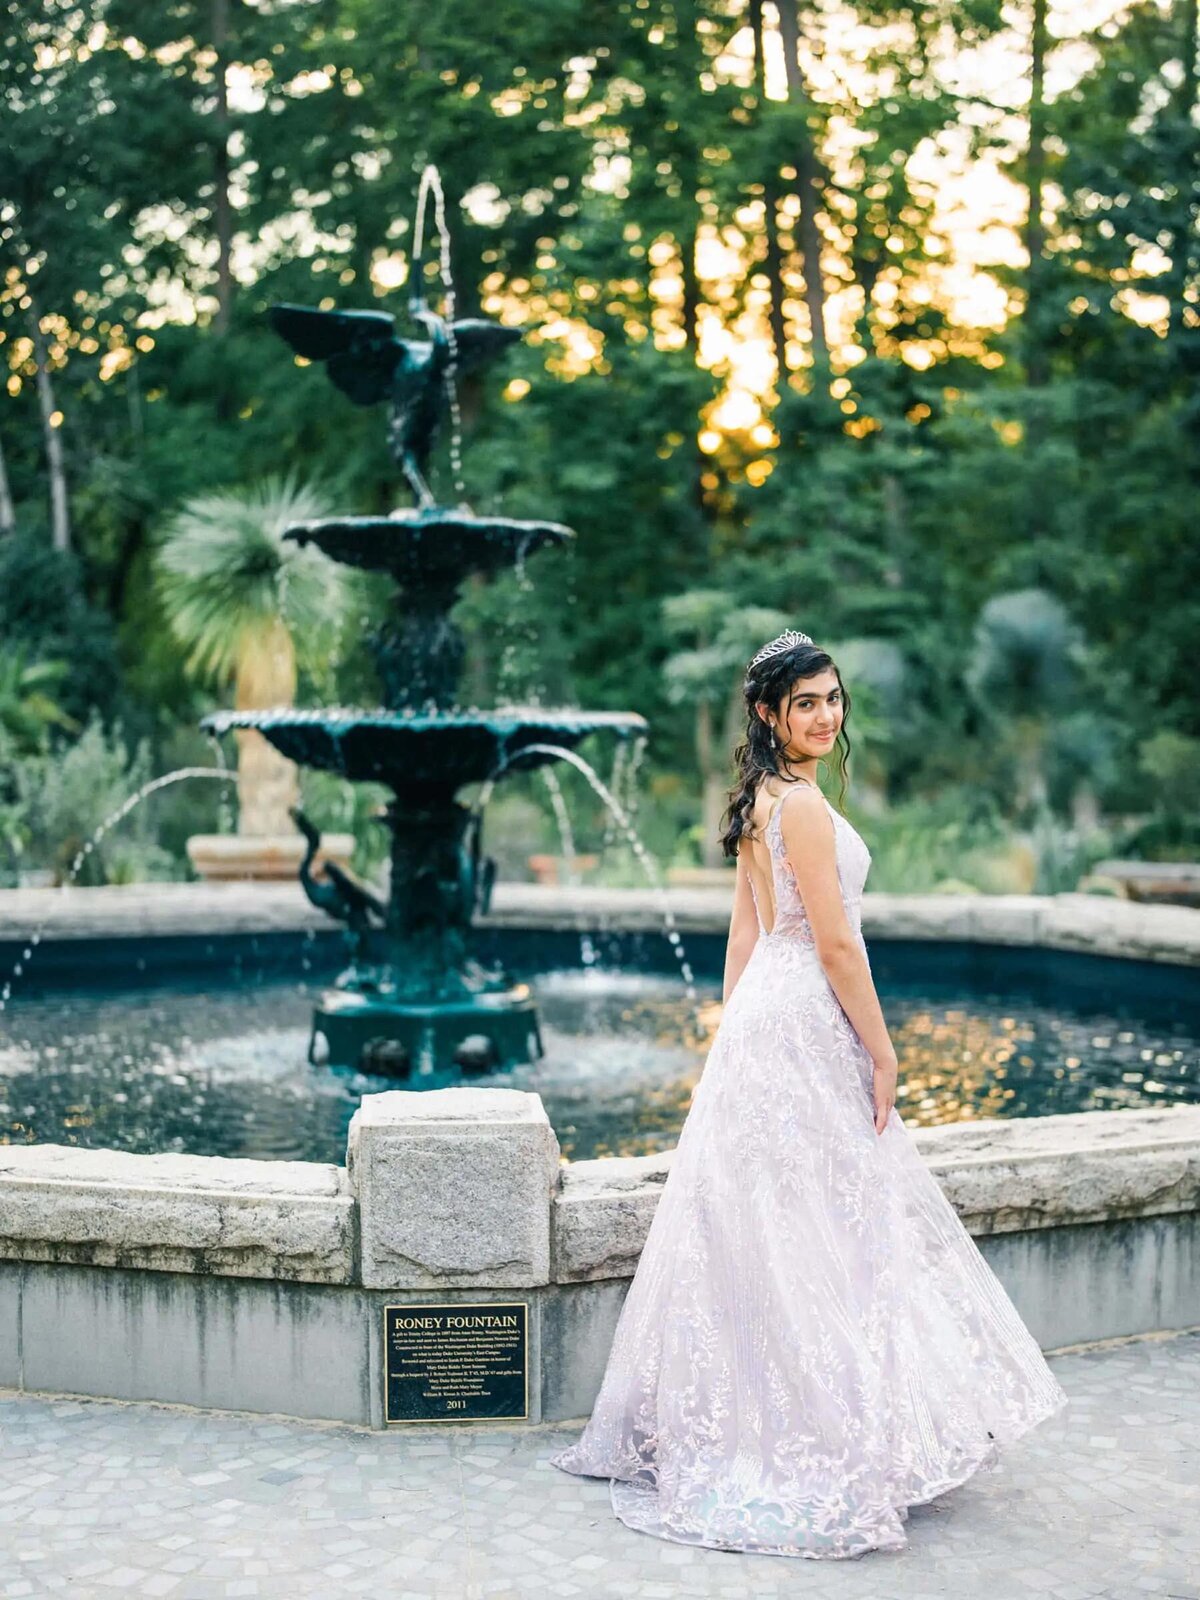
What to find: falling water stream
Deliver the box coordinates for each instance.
[0,768,237,1013]
[489,741,698,1001]
[206,734,236,835]
[412,163,467,504]
[600,739,629,846]
[536,764,597,968]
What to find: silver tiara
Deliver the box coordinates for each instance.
[748,629,814,671]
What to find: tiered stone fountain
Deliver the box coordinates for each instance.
[204,181,645,1076]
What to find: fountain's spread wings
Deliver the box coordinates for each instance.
[269,304,394,361]
[271,304,522,402]
[269,304,422,408]
[270,299,525,504]
[442,319,522,375]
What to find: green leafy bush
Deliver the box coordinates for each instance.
[0,716,178,886]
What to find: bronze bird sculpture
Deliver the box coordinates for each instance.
[290,806,387,937]
[268,296,520,508]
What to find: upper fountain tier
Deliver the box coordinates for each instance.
[201,705,647,797]
[284,508,572,588]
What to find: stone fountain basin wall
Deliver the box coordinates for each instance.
[0,882,1196,1425]
[1,879,1198,965]
[0,1096,1197,1428]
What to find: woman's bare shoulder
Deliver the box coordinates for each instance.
[777,781,835,854]
[748,775,783,832]
[750,776,822,836]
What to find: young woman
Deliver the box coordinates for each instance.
[550,630,1069,1559]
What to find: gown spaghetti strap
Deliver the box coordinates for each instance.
[549,781,1069,1559]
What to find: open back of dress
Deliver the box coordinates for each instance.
[739,779,866,949]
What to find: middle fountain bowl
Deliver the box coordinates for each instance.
[203,705,648,797]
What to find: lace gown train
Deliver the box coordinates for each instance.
[550,784,1069,1559]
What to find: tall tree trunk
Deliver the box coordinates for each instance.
[673,0,723,538]
[212,0,233,337]
[1168,0,1198,359]
[1024,0,1049,387]
[680,217,700,356]
[751,0,789,383]
[680,217,717,525]
[1182,0,1198,116]
[0,431,15,535]
[127,354,145,444]
[772,2,831,367]
[27,299,70,552]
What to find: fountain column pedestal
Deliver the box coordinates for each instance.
[304,792,544,1074]
[204,706,644,1074]
[310,980,544,1076]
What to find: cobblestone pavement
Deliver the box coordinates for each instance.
[0,1329,1196,1600]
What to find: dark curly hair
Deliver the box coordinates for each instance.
[718,638,853,861]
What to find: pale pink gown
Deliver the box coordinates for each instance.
[550,783,1069,1558]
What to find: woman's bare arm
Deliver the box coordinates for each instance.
[722,848,759,1004]
[779,789,897,1131]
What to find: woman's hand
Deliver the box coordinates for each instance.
[872,1052,897,1135]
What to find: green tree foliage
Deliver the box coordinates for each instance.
[0,0,1195,882]
[0,533,122,723]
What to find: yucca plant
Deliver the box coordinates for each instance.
[156,474,342,835]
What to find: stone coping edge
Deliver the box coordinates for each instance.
[0,1146,356,1284]
[0,1103,1196,1288]
[1,881,1195,966]
[550,1104,1200,1282]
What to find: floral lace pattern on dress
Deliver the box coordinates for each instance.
[550,785,1069,1559]
[747,783,869,948]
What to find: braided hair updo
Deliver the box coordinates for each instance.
[717,637,852,861]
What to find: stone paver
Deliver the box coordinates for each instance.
[0,1329,1197,1599]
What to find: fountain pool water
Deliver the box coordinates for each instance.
[2,936,1195,1164]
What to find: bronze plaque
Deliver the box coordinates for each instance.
[383,1301,529,1424]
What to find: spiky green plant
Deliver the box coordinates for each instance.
[965,587,1087,815]
[156,472,340,685]
[155,473,342,835]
